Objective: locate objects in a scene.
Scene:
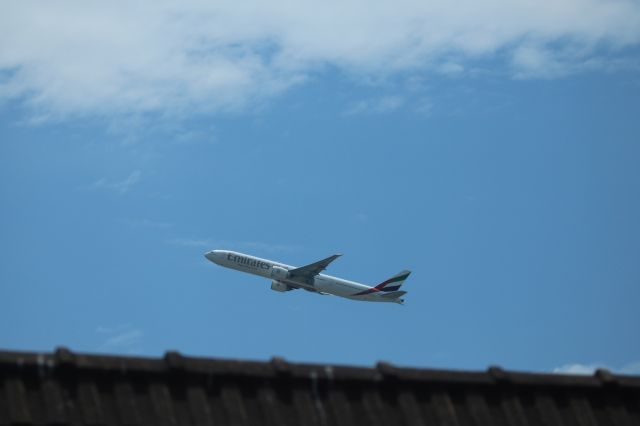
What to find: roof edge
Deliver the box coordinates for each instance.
[1,347,639,388]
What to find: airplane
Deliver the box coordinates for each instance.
[204,250,410,304]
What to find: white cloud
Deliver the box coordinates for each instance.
[1,0,639,120]
[554,361,640,375]
[97,324,143,353]
[240,241,299,253]
[414,98,434,116]
[102,330,143,348]
[169,238,215,248]
[169,238,297,253]
[344,96,404,115]
[621,362,640,375]
[438,62,465,76]
[554,363,604,375]
[88,170,142,194]
[510,42,607,79]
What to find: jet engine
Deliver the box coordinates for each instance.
[270,265,290,280]
[271,280,291,292]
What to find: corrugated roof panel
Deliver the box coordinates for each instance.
[1,348,639,426]
[4,377,32,425]
[77,380,107,426]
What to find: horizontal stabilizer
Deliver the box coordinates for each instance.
[380,290,407,299]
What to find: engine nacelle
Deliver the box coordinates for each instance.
[271,280,291,292]
[270,265,290,280]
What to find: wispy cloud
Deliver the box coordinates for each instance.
[621,362,640,375]
[438,62,465,76]
[2,1,639,121]
[169,238,215,248]
[125,219,173,229]
[554,361,640,375]
[97,324,143,353]
[87,170,142,194]
[240,241,299,253]
[344,96,404,115]
[413,98,434,117]
[168,238,298,253]
[554,363,604,375]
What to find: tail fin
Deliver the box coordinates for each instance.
[374,270,411,292]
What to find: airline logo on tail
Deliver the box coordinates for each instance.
[352,270,411,296]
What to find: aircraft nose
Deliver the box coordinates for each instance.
[204,251,216,262]
[205,250,224,264]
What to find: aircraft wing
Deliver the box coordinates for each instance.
[289,254,342,282]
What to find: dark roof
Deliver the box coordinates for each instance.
[1,348,639,426]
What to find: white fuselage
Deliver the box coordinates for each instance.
[205,250,403,303]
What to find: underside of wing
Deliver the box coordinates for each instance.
[289,254,342,282]
[302,287,330,295]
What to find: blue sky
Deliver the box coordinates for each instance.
[1,1,640,374]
